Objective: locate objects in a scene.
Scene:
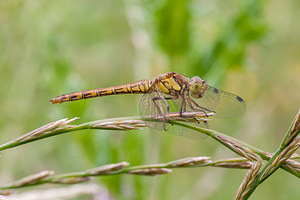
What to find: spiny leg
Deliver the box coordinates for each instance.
[186,97,207,114]
[179,95,187,116]
[152,93,180,129]
[152,97,167,116]
[187,96,215,116]
[184,97,205,124]
[185,98,200,123]
[164,95,179,126]
[147,83,169,115]
[152,96,169,130]
[185,98,209,127]
[186,96,213,129]
[155,88,170,112]
[146,83,170,130]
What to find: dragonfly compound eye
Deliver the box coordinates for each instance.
[190,76,208,98]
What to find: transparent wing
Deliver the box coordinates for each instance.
[139,89,209,140]
[139,90,171,130]
[190,86,246,118]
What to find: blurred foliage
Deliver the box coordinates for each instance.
[155,0,268,83]
[0,0,300,199]
[156,0,191,56]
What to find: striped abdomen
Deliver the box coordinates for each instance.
[50,80,152,104]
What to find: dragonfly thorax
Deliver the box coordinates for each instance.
[189,76,208,99]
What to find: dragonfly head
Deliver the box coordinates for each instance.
[189,76,208,99]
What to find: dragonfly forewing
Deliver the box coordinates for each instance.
[139,87,208,132]
[139,90,170,130]
[189,86,246,118]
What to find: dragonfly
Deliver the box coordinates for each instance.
[50,72,245,130]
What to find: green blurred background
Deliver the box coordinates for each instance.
[0,0,299,199]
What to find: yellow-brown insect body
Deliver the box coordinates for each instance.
[50,80,152,104]
[152,72,188,96]
[50,72,246,123]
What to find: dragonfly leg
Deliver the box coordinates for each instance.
[179,99,185,116]
[185,98,201,123]
[164,96,179,127]
[164,95,179,113]
[152,97,167,115]
[155,89,170,112]
[179,93,187,116]
[186,96,215,117]
[152,96,169,130]
[203,121,209,128]
[186,97,211,126]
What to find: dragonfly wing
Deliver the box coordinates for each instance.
[190,86,246,118]
[139,90,170,130]
[139,92,207,139]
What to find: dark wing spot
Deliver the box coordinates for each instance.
[236,96,244,103]
[213,88,219,94]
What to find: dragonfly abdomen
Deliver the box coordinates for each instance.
[50,80,152,104]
